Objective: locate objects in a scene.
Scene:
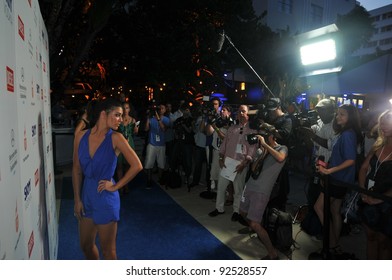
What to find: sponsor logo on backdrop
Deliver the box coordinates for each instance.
[18,15,24,40]
[24,126,27,150]
[28,28,33,58]
[31,124,37,145]
[9,129,17,174]
[15,202,19,233]
[19,66,27,100]
[36,84,40,98]
[23,179,32,208]
[31,79,34,98]
[6,66,14,92]
[33,1,38,26]
[34,169,39,186]
[28,231,34,258]
[23,127,30,163]
[4,0,13,24]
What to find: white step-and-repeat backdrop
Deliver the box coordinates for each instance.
[0,0,58,260]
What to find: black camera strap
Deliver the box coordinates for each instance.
[250,148,268,180]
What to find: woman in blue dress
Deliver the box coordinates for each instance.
[72,98,143,259]
[315,104,362,256]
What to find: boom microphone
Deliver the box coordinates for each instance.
[215,30,225,53]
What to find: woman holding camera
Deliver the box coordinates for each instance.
[239,123,288,260]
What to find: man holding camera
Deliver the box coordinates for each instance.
[239,123,288,260]
[208,105,257,222]
[144,104,170,188]
[299,98,336,206]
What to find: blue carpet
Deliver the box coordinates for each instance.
[57,172,241,260]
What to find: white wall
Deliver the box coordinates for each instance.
[0,0,58,260]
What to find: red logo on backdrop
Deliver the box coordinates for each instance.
[28,231,35,258]
[6,66,14,92]
[34,169,39,186]
[18,15,25,40]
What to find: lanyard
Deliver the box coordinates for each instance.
[374,145,392,179]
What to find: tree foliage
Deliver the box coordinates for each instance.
[336,5,374,55]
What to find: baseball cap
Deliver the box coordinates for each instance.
[265,98,281,111]
[315,99,335,109]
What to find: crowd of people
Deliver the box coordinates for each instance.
[68,94,392,260]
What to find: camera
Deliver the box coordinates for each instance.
[249,104,268,130]
[294,110,319,127]
[246,133,259,145]
[246,130,271,145]
[202,103,218,118]
[147,100,158,117]
[213,116,234,128]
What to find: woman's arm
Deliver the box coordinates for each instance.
[259,136,287,163]
[358,150,374,189]
[74,119,86,135]
[112,133,143,190]
[318,159,355,175]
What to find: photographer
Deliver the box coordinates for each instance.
[144,104,170,188]
[239,123,288,260]
[299,98,337,206]
[205,103,233,200]
[265,97,293,211]
[170,104,194,187]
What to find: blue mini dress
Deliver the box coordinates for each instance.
[78,129,120,224]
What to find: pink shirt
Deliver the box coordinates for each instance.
[219,122,257,162]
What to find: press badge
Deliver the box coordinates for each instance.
[236,144,243,154]
[155,135,160,142]
[367,179,375,189]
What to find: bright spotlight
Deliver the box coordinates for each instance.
[300,39,336,66]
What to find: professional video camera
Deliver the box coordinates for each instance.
[201,102,218,118]
[211,115,234,128]
[249,104,268,130]
[293,110,319,128]
[147,99,158,118]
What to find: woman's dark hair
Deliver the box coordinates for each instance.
[90,98,122,127]
[221,104,232,112]
[333,104,363,143]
